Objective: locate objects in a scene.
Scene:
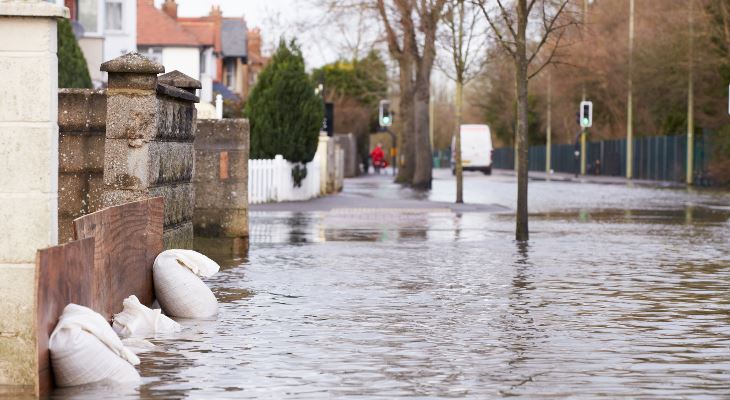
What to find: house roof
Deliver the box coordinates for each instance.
[221,19,247,58]
[137,0,199,47]
[178,19,216,47]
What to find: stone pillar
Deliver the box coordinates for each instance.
[100,54,198,249]
[193,119,249,255]
[0,0,67,388]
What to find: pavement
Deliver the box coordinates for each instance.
[249,173,509,213]
[250,166,689,214]
[494,168,686,188]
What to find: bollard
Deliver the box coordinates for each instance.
[215,94,223,120]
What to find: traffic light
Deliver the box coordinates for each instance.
[580,101,593,128]
[379,100,392,128]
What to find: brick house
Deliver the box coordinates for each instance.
[137,0,270,103]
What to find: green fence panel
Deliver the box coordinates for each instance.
[492,132,714,184]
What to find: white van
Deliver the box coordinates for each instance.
[452,124,493,175]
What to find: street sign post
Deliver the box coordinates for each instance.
[579,101,593,175]
[323,102,334,137]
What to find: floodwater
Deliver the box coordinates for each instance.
[51,171,730,399]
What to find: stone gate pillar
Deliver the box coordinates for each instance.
[0,0,67,389]
[101,54,198,249]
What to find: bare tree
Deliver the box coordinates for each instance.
[473,0,576,241]
[411,0,448,189]
[377,0,448,187]
[439,0,487,203]
[376,0,419,183]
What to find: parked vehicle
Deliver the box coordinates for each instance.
[452,124,493,175]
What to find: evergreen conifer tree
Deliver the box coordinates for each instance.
[58,19,92,89]
[245,39,324,164]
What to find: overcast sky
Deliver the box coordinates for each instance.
[154,0,342,68]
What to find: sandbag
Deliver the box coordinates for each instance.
[49,304,140,387]
[112,295,182,338]
[153,249,220,318]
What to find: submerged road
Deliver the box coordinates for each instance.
[52,170,730,399]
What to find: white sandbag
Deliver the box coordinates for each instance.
[112,295,182,338]
[153,249,220,318]
[49,304,140,387]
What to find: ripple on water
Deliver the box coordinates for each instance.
[48,199,730,399]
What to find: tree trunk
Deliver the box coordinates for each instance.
[455,80,463,203]
[412,54,434,189]
[515,0,529,241]
[396,58,416,184]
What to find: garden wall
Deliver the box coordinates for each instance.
[57,89,106,243]
[194,119,250,254]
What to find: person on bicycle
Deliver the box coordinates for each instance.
[370,142,387,174]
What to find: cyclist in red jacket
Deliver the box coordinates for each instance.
[370,143,388,174]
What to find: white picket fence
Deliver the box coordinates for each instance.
[248,155,321,204]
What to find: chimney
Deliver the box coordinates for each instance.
[161,0,177,19]
[248,28,262,58]
[209,5,222,19]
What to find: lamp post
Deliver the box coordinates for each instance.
[626,0,635,179]
[686,0,695,185]
[546,71,552,174]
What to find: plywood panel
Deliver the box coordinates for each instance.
[73,197,164,320]
[35,237,95,396]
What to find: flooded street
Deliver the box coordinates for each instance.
[52,170,730,399]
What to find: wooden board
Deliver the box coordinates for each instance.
[73,197,164,320]
[35,237,95,397]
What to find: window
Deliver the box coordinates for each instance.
[225,60,235,89]
[76,0,98,34]
[200,51,206,74]
[105,0,123,31]
[142,47,163,65]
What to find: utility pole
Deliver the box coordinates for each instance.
[580,0,589,176]
[546,71,552,174]
[686,0,695,185]
[626,0,635,179]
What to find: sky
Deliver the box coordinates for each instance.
[154,0,342,69]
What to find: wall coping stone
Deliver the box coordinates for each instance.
[156,83,199,103]
[59,88,106,95]
[158,70,201,95]
[101,52,164,74]
[0,1,68,18]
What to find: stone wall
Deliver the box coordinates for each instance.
[57,89,106,243]
[193,119,249,255]
[100,55,199,249]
